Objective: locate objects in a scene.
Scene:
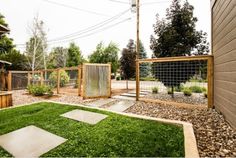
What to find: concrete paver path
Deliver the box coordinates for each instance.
[61,109,108,125]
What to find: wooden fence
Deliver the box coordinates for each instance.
[7,64,111,99]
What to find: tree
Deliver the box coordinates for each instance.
[25,16,48,72]
[48,47,68,68]
[120,39,136,89]
[0,13,14,54]
[0,50,28,70]
[66,43,84,67]
[150,0,209,97]
[139,41,150,77]
[89,42,119,73]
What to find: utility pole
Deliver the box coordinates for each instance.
[135,0,140,101]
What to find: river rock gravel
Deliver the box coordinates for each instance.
[125,101,236,157]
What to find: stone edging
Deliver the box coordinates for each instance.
[1,100,199,157]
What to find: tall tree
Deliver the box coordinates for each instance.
[48,47,68,68]
[66,42,84,67]
[89,42,119,73]
[150,0,209,97]
[139,41,150,78]
[25,16,48,71]
[150,0,209,57]
[120,39,136,89]
[0,13,14,54]
[0,50,28,70]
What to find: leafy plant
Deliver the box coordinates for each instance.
[189,86,203,93]
[174,84,184,92]
[152,87,159,94]
[27,84,53,96]
[183,88,192,96]
[49,70,70,87]
[204,92,208,98]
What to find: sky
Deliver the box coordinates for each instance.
[0,0,211,58]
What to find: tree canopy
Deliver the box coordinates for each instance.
[150,0,209,57]
[150,0,209,96]
[0,13,14,54]
[48,47,68,69]
[66,42,84,67]
[120,39,136,80]
[89,42,119,73]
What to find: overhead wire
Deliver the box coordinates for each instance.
[41,0,110,17]
[16,8,130,47]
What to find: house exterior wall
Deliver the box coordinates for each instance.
[211,0,236,129]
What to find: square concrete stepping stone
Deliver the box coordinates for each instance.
[107,101,134,112]
[61,109,108,125]
[0,125,67,157]
[86,99,115,107]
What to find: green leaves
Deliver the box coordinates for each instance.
[89,42,119,73]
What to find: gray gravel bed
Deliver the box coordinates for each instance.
[125,102,236,157]
[12,90,86,106]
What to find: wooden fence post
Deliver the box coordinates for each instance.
[78,65,82,96]
[28,72,31,85]
[136,60,140,101]
[57,68,60,94]
[207,56,214,108]
[7,71,12,91]
[40,71,43,85]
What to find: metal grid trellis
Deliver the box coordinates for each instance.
[136,55,213,108]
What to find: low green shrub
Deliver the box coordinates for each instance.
[202,87,207,92]
[116,76,121,80]
[174,84,184,92]
[140,77,157,81]
[49,70,70,87]
[183,88,192,96]
[189,86,203,93]
[152,87,159,94]
[27,84,54,96]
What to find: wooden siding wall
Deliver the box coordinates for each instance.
[212,0,236,129]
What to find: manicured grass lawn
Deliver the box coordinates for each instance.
[0,102,184,157]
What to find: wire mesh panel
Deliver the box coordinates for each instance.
[137,56,213,107]
[83,64,111,99]
[11,72,29,90]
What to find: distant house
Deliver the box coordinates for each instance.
[0,24,9,36]
[211,0,236,129]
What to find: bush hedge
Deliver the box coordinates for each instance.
[49,70,70,87]
[27,84,53,96]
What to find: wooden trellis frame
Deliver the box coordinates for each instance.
[136,55,214,108]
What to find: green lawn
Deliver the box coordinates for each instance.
[0,102,184,157]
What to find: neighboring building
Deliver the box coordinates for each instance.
[211,0,236,129]
[0,24,9,36]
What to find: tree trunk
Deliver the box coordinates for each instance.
[126,79,128,90]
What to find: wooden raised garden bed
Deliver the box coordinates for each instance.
[0,91,12,109]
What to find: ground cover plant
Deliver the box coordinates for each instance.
[0,102,184,157]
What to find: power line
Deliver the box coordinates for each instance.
[41,0,110,17]
[48,17,132,45]
[47,9,130,42]
[16,9,130,46]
